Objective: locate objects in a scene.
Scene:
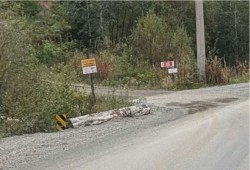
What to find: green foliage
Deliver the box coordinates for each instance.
[16,1,74,66]
[1,1,249,66]
[0,24,83,137]
[0,61,84,136]
[131,10,169,65]
[131,11,195,68]
[90,91,132,114]
[129,11,195,87]
[20,1,41,17]
[228,72,249,84]
[170,26,196,83]
[204,1,249,65]
[170,26,194,63]
[97,50,165,89]
[0,1,249,138]
[34,40,75,64]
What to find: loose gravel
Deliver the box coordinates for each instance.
[0,108,185,170]
[0,83,249,170]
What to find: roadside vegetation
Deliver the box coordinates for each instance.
[0,1,249,137]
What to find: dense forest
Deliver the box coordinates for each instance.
[0,1,249,136]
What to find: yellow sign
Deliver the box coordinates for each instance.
[81,58,97,74]
[55,114,67,131]
[81,58,96,67]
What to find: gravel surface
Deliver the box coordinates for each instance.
[0,109,185,169]
[0,83,249,170]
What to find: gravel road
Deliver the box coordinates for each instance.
[0,83,249,170]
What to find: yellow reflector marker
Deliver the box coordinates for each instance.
[55,114,67,131]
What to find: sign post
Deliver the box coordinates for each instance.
[161,60,177,82]
[81,59,97,74]
[81,51,96,103]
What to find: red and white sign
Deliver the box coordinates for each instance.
[161,61,174,68]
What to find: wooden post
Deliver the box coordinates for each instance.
[86,50,96,103]
[195,0,206,82]
[172,74,175,82]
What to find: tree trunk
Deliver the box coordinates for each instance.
[87,1,92,47]
[121,9,127,42]
[234,4,239,64]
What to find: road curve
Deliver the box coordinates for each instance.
[3,83,248,170]
[21,99,249,170]
[72,100,249,170]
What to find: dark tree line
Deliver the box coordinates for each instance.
[1,1,249,65]
[63,1,249,65]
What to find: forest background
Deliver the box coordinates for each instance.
[0,1,249,136]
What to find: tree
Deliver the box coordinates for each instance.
[204,1,249,65]
[131,11,194,67]
[130,10,170,65]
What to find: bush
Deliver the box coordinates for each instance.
[0,63,89,137]
[130,10,170,65]
[97,50,166,88]
[130,10,195,87]
[0,24,132,137]
[0,24,87,137]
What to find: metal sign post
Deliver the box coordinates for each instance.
[85,51,96,103]
[161,61,177,82]
[168,68,178,82]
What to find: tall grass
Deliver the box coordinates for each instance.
[70,51,249,89]
[206,56,249,84]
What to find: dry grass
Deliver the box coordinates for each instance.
[206,56,249,84]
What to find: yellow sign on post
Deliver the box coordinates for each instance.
[55,114,67,131]
[81,58,97,74]
[81,58,96,67]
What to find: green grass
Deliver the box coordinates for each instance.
[228,72,249,84]
[89,90,132,114]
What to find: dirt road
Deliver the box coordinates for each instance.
[0,83,249,170]
[30,100,248,170]
[73,83,173,98]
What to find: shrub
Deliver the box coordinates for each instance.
[0,63,88,137]
[130,11,195,87]
[0,24,87,137]
[130,10,170,65]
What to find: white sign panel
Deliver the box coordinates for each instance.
[168,68,178,74]
[160,62,165,67]
[82,66,97,74]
